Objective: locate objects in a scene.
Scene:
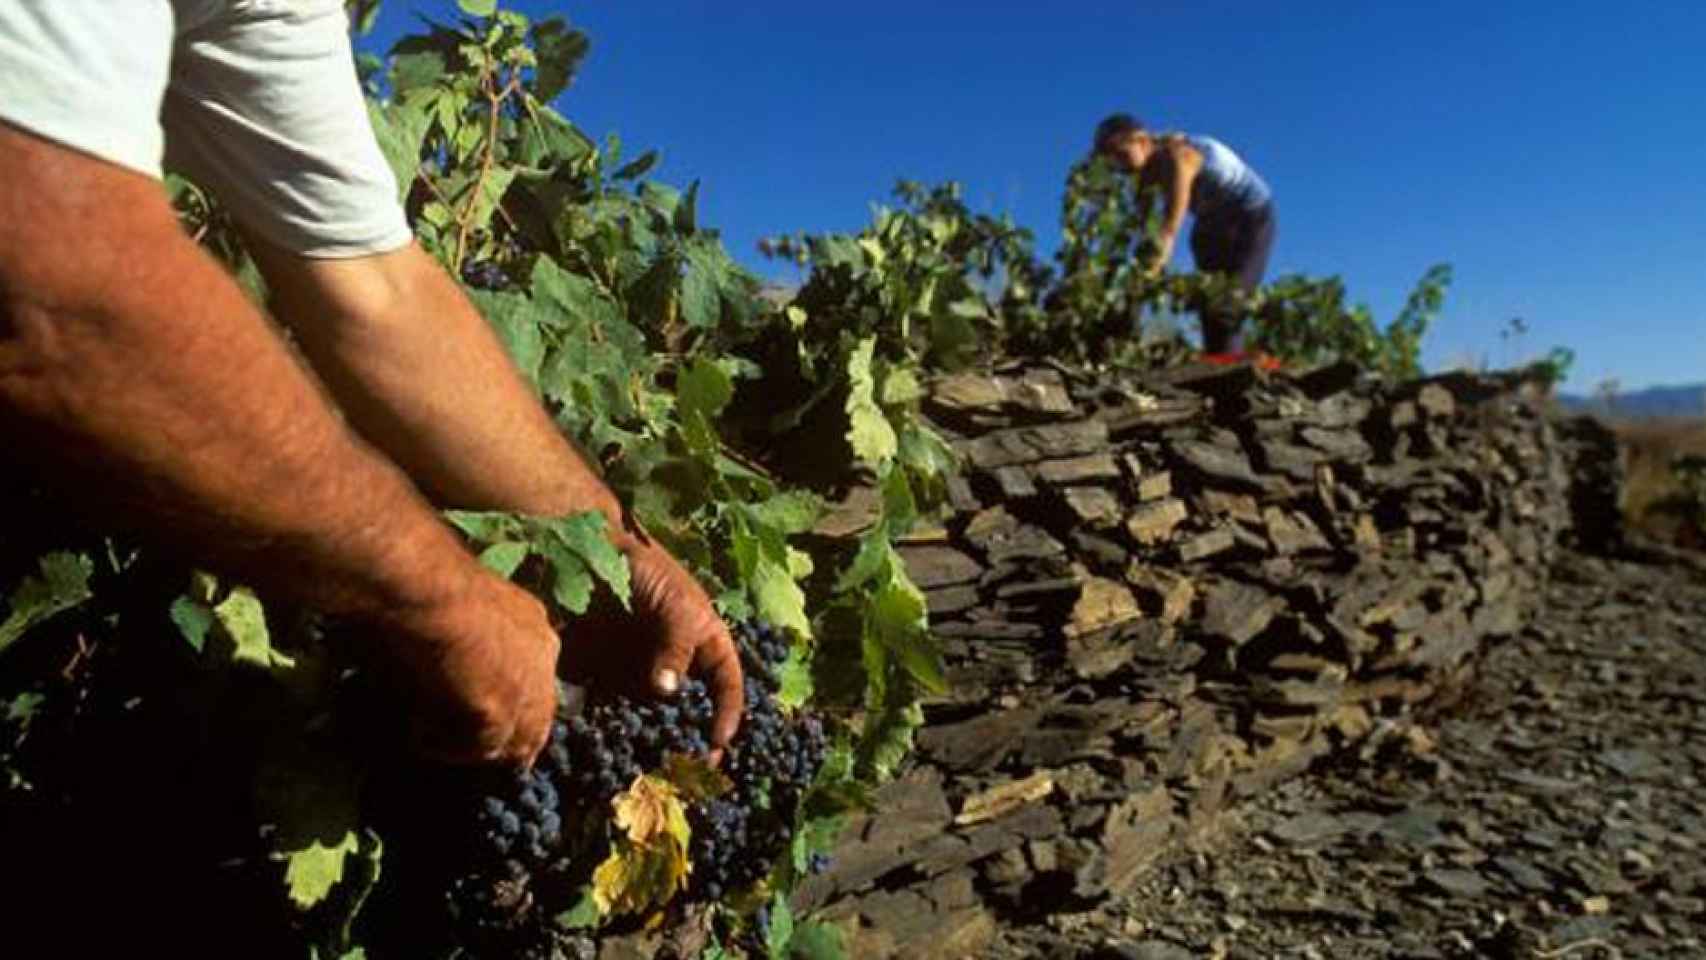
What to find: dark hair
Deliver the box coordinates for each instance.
[1093,113,1145,154]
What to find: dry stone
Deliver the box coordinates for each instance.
[898,545,983,589]
[1178,528,1237,562]
[1065,577,1143,638]
[1035,452,1121,485]
[1201,579,1286,646]
[960,420,1109,469]
[809,362,1591,955]
[1126,498,1188,545]
[1060,486,1123,526]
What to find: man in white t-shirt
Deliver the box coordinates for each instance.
[0,1,743,768]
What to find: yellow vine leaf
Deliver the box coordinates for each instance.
[612,774,691,849]
[591,775,693,917]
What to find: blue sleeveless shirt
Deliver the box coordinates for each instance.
[1185,135,1272,218]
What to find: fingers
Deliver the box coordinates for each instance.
[697,625,745,756]
[402,575,561,769]
[649,626,695,699]
[639,590,744,761]
[504,616,562,767]
[501,685,556,768]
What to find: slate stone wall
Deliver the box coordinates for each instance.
[795,360,1618,959]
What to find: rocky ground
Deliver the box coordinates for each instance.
[991,546,1706,960]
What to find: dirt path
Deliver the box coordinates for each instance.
[992,548,1706,959]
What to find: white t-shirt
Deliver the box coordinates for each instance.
[0,0,411,257]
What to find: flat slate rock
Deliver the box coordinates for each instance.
[917,708,1042,772]
[1263,505,1331,555]
[960,420,1110,469]
[898,545,983,589]
[1177,528,1237,563]
[990,465,1038,499]
[1255,437,1324,481]
[1300,425,1374,461]
[1007,372,1077,417]
[1035,452,1122,485]
[924,584,981,616]
[1201,579,1286,645]
[1421,868,1492,899]
[1126,498,1189,545]
[962,505,1070,565]
[930,373,1009,412]
[1065,577,1143,638]
[1061,486,1124,526]
[1170,439,1263,488]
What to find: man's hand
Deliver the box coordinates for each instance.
[563,538,745,761]
[630,541,745,757]
[1147,233,1177,277]
[385,566,562,768]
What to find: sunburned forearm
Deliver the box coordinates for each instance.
[0,143,473,623]
[251,240,631,536]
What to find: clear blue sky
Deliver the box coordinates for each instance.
[364,2,1705,393]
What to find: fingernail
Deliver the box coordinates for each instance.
[655,668,680,694]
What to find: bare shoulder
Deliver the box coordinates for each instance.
[1161,134,1203,171]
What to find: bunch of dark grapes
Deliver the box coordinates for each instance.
[686,619,828,899]
[439,620,828,956]
[555,679,715,800]
[438,721,575,958]
[459,259,511,291]
[472,765,563,866]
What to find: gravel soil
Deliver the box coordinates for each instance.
[992,548,1706,960]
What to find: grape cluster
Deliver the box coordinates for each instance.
[459,259,511,291]
[472,766,563,866]
[556,680,715,801]
[439,620,828,956]
[686,620,828,899]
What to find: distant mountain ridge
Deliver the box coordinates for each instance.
[1557,382,1706,418]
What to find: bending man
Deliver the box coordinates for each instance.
[1094,113,1277,355]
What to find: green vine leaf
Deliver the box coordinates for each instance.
[284,833,362,912]
[215,587,295,675]
[751,491,823,535]
[859,696,924,784]
[0,551,93,656]
[752,555,811,642]
[530,19,589,102]
[467,288,546,388]
[845,337,897,470]
[554,888,602,930]
[775,646,815,710]
[169,595,216,654]
[546,512,632,609]
[765,893,796,959]
[477,541,529,578]
[255,726,365,912]
[443,510,515,542]
[678,357,734,457]
[366,101,431,202]
[868,579,945,695]
[787,919,849,960]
